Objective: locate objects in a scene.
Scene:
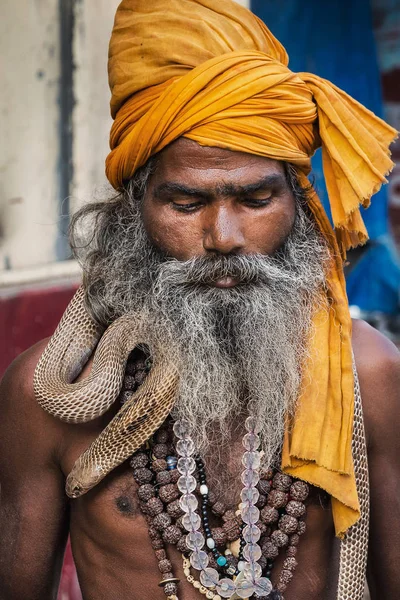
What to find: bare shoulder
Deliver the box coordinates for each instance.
[351,319,400,450]
[1,338,48,409]
[0,339,65,463]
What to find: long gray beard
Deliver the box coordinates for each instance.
[81,194,330,496]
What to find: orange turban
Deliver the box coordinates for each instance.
[106,0,397,536]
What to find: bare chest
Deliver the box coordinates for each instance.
[67,459,339,600]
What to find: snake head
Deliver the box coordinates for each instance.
[65,461,107,498]
[65,474,86,498]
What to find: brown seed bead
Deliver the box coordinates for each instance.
[176,535,188,553]
[158,559,173,574]
[175,516,184,530]
[125,360,137,376]
[148,525,160,540]
[133,467,153,485]
[260,506,279,524]
[260,467,274,480]
[270,530,289,548]
[273,473,292,492]
[139,501,150,515]
[170,470,180,484]
[279,569,294,585]
[153,513,172,531]
[211,527,227,547]
[135,356,147,370]
[154,429,169,444]
[267,490,288,509]
[130,452,149,469]
[119,390,133,405]
[289,534,300,547]
[258,522,268,536]
[262,540,279,559]
[265,592,284,600]
[287,546,298,557]
[208,553,218,569]
[155,549,167,561]
[256,494,267,509]
[137,484,155,502]
[159,484,179,504]
[289,480,309,502]
[151,537,164,550]
[167,499,184,519]
[153,443,169,459]
[283,557,298,571]
[135,370,147,385]
[147,497,164,517]
[297,520,306,535]
[222,510,237,523]
[207,490,217,505]
[276,581,287,593]
[163,582,178,596]
[162,525,182,545]
[257,479,271,496]
[222,518,241,542]
[124,375,137,390]
[211,501,226,516]
[153,459,168,473]
[157,471,172,485]
[278,515,299,535]
[286,500,306,518]
[258,555,267,570]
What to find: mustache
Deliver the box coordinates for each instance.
[154,251,309,288]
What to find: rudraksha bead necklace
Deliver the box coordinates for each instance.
[129,419,309,599]
[122,359,310,599]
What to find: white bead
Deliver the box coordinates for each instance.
[237,561,245,572]
[206,537,215,549]
[199,484,209,495]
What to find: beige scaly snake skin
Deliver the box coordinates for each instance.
[33,286,179,497]
[337,365,370,600]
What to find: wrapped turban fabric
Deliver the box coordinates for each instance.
[106,0,397,537]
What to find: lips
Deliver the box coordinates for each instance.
[212,276,240,288]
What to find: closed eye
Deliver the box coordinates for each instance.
[172,201,203,213]
[243,197,273,208]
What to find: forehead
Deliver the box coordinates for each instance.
[149,138,286,189]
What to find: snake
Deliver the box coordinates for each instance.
[33,286,179,499]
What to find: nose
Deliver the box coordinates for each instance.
[203,204,245,255]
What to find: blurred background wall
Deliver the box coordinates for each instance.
[0,0,398,598]
[0,0,122,378]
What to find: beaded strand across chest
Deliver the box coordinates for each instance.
[130,416,309,600]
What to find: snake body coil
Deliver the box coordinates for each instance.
[33,287,179,497]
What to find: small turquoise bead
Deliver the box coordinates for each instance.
[217,556,227,567]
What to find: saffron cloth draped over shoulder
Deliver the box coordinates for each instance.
[106,0,397,537]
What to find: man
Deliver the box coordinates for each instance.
[0,1,399,599]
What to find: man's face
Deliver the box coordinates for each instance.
[76,140,328,478]
[142,138,296,286]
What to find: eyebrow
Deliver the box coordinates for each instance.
[153,173,288,201]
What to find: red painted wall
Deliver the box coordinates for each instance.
[0,285,77,376]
